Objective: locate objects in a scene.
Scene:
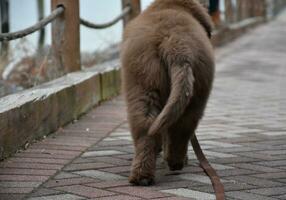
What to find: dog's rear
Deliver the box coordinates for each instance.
[121,0,214,186]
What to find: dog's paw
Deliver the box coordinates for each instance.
[168,162,184,171]
[167,156,188,171]
[129,175,155,186]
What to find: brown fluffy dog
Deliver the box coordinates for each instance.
[121,0,214,186]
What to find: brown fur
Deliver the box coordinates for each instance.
[120,0,214,186]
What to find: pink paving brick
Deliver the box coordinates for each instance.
[29,188,63,197]
[31,143,86,151]
[54,185,115,198]
[63,162,115,171]
[0,187,34,194]
[24,149,82,156]
[0,168,57,176]
[0,194,26,200]
[14,152,77,160]
[8,157,69,165]
[0,175,49,182]
[0,162,63,170]
[44,177,99,188]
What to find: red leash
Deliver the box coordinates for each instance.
[191,134,225,200]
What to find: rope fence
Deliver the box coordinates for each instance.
[80,6,131,29]
[0,6,64,42]
[0,4,132,42]
[0,0,138,73]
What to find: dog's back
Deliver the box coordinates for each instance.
[120,0,215,186]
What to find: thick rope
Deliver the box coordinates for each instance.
[0,6,64,42]
[191,134,225,200]
[80,6,131,29]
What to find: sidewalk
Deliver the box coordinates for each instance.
[1,11,286,200]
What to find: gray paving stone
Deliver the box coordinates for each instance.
[248,187,286,196]
[82,150,125,157]
[27,194,85,200]
[162,188,216,200]
[225,176,284,187]
[226,191,279,200]
[74,170,125,181]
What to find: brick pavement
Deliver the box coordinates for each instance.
[1,10,286,200]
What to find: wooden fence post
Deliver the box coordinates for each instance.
[51,0,81,73]
[37,0,45,49]
[225,0,235,23]
[0,0,10,59]
[121,0,141,27]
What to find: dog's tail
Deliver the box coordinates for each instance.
[148,63,194,136]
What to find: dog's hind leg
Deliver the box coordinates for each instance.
[164,112,201,171]
[127,89,162,186]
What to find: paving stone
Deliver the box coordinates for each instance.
[0,194,26,200]
[200,141,241,148]
[110,131,130,136]
[0,187,34,194]
[82,150,125,157]
[193,182,258,193]
[252,172,286,179]
[74,170,126,181]
[8,157,69,165]
[153,180,203,190]
[53,172,81,179]
[217,168,258,177]
[89,156,131,166]
[43,177,98,188]
[85,180,130,188]
[54,185,115,198]
[92,195,142,200]
[110,186,171,199]
[0,181,41,188]
[256,160,286,167]
[27,194,85,200]
[0,175,49,182]
[162,188,216,200]
[29,188,63,197]
[275,194,286,200]
[230,163,283,173]
[203,151,237,158]
[0,168,57,176]
[101,166,131,173]
[0,162,63,170]
[179,174,214,184]
[247,187,286,196]
[154,197,193,200]
[226,191,279,200]
[63,162,114,171]
[225,176,284,187]
[211,163,235,170]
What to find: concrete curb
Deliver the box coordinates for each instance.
[0,60,121,160]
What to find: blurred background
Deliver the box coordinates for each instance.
[0,0,285,98]
[0,0,154,97]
